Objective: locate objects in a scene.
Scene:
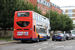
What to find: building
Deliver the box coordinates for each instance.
[22,0,62,15]
[51,2,62,14]
[61,6,75,29]
[61,6,75,24]
[24,0,51,15]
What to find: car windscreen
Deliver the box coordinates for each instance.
[17,12,29,17]
[54,34,60,36]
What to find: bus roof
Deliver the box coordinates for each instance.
[15,10,34,12]
[15,10,49,21]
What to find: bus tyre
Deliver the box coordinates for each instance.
[36,37,40,42]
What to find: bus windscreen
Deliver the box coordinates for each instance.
[17,12,29,17]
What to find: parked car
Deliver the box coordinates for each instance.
[52,33,66,41]
[70,34,75,39]
[64,33,71,40]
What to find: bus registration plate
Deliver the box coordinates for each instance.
[17,32,28,36]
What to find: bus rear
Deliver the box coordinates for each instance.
[14,11,34,42]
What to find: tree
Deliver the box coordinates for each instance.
[45,11,73,32]
[63,17,73,31]
[45,11,60,32]
[57,14,66,31]
[0,0,23,36]
[21,1,42,14]
[0,0,42,36]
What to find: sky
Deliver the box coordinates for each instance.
[50,0,75,7]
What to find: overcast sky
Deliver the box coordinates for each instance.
[50,0,75,7]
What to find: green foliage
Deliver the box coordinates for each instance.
[45,11,73,31]
[21,1,42,14]
[0,0,42,36]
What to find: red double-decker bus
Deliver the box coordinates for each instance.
[14,11,50,42]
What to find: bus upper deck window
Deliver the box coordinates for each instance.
[17,12,29,17]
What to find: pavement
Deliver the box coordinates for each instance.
[0,39,75,50]
[0,40,19,45]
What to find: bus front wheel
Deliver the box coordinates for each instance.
[36,36,40,42]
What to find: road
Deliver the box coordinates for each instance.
[0,39,75,50]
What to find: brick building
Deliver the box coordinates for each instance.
[24,0,51,15]
[51,2,62,14]
[22,0,62,14]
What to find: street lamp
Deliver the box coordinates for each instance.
[49,10,51,29]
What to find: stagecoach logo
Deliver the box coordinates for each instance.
[25,32,28,35]
[22,32,28,35]
[23,32,25,35]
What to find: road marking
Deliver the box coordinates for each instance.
[43,46,47,48]
[68,43,75,45]
[53,45,64,49]
[33,45,37,47]
[42,42,48,44]
[38,48,42,50]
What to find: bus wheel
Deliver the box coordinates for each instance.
[36,37,40,42]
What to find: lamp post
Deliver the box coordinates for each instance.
[49,10,51,29]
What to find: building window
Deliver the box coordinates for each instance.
[44,1,45,3]
[51,3,53,5]
[68,14,72,17]
[40,0,41,1]
[68,9,73,13]
[38,6,40,9]
[47,2,48,6]
[73,21,75,24]
[45,1,47,5]
[37,0,41,2]
[46,2,47,5]
[45,9,47,12]
[37,0,39,2]
[41,7,43,11]
[63,10,65,14]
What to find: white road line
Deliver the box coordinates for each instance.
[33,45,37,47]
[38,48,42,50]
[53,45,64,49]
[39,40,75,50]
[42,42,48,44]
[43,46,47,48]
[68,43,75,45]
